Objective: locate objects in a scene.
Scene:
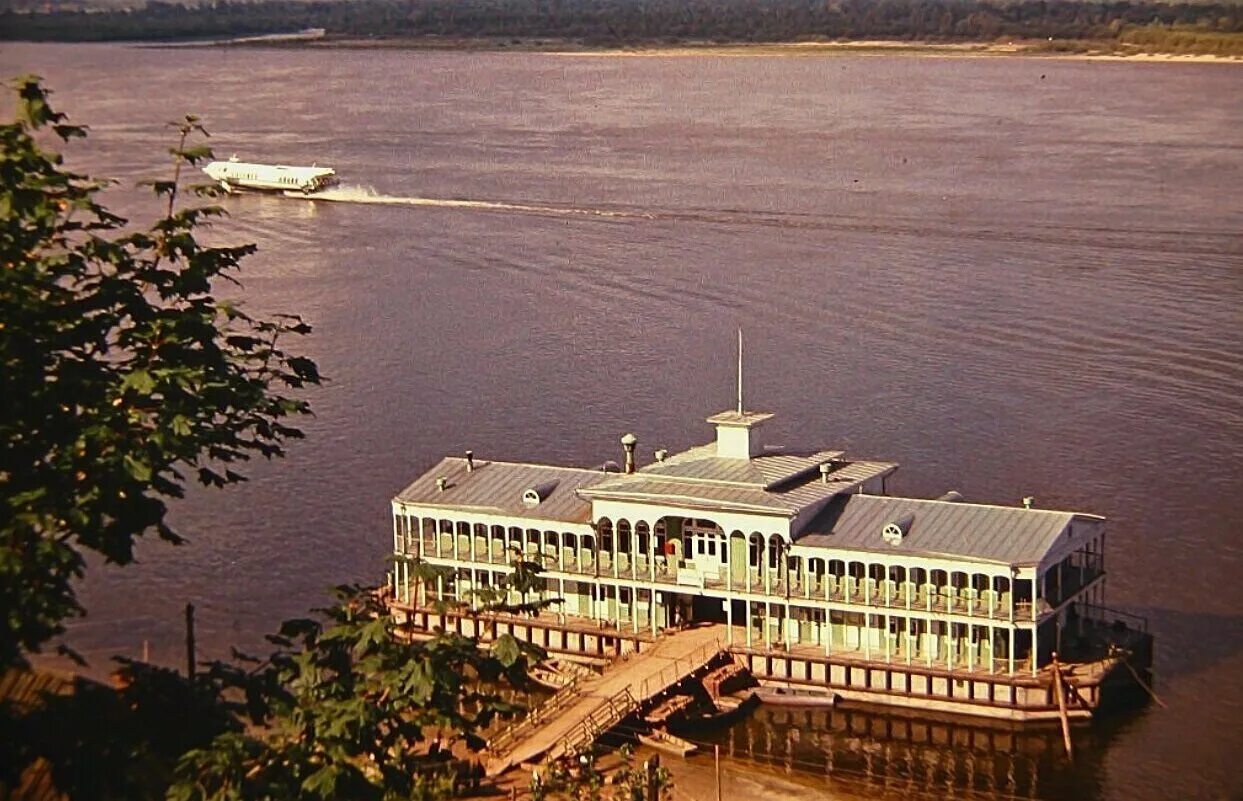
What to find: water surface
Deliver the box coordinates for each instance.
[1,43,1240,801]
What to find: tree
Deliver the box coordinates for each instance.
[0,76,321,667]
[169,584,547,801]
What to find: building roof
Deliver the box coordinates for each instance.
[795,494,1100,566]
[580,445,897,516]
[634,443,845,488]
[393,457,603,525]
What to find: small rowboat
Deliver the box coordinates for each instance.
[638,729,699,757]
[752,686,838,707]
[528,658,594,691]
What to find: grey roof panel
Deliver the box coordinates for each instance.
[394,458,604,524]
[795,494,1090,566]
[627,443,844,488]
[582,460,898,515]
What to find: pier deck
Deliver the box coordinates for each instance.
[486,623,727,776]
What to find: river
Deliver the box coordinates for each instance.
[1,42,1240,800]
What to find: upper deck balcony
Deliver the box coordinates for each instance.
[405,532,1094,624]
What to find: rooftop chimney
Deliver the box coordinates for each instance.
[621,433,637,474]
[465,450,475,472]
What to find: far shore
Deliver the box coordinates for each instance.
[266,35,1243,64]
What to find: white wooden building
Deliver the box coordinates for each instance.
[390,403,1111,687]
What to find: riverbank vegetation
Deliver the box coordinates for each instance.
[3,0,1243,57]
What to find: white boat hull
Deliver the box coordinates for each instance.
[203,158,337,195]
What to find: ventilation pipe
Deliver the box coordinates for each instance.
[621,433,637,474]
[1023,496,1035,509]
[655,448,668,463]
[435,477,448,492]
[819,462,833,484]
[465,450,475,472]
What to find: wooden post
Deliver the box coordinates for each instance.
[184,602,196,679]
[1052,652,1074,763]
[715,744,722,801]
[646,753,661,801]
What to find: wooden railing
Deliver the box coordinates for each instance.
[637,638,726,699]
[487,675,582,757]
[552,687,638,760]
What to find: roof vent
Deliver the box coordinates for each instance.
[621,433,637,475]
[465,450,475,472]
[435,476,448,492]
[937,490,964,502]
[881,513,914,545]
[522,481,559,507]
[1022,496,1035,509]
[597,460,620,473]
[819,462,833,484]
[655,448,668,463]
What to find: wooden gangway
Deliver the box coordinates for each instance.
[485,623,729,776]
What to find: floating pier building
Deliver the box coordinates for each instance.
[388,392,1150,721]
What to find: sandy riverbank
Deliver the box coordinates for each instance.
[290,36,1242,63]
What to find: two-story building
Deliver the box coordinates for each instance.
[388,404,1148,720]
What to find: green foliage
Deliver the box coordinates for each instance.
[0,76,321,667]
[168,585,541,801]
[530,746,672,801]
[455,545,565,618]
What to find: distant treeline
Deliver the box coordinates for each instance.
[4,0,1243,54]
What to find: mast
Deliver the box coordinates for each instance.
[737,328,744,414]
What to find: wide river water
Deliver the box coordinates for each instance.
[2,42,1240,801]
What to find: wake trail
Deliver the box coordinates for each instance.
[305,186,656,221]
[301,186,1242,257]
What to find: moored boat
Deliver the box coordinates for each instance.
[752,686,838,707]
[637,729,698,757]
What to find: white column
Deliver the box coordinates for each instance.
[631,525,639,580]
[1008,627,1015,676]
[453,522,460,561]
[648,524,656,582]
[926,618,933,668]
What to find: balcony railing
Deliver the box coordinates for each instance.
[403,535,1066,622]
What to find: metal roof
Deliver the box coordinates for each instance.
[581,455,898,516]
[795,494,1098,566]
[394,457,604,524]
[623,443,846,488]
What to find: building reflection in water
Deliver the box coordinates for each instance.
[687,704,1125,801]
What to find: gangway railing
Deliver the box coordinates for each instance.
[487,674,582,757]
[637,638,726,699]
[551,687,638,761]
